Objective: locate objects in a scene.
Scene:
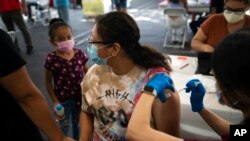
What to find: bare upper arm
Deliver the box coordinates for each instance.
[191,29,208,50]
[45,69,53,83]
[83,64,88,74]
[152,91,181,137]
[192,28,208,44]
[0,66,39,100]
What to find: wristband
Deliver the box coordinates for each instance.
[143,86,157,97]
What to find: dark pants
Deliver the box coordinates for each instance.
[195,52,213,75]
[114,0,127,10]
[1,10,33,49]
[27,2,39,19]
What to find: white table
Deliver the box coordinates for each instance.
[159,0,210,13]
[169,55,243,140]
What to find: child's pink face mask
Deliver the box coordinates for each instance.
[57,39,75,52]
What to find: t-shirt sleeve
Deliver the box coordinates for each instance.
[200,14,216,36]
[44,54,54,71]
[0,29,26,77]
[81,68,93,113]
[79,49,89,65]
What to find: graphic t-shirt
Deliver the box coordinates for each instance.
[81,64,169,141]
[81,64,147,141]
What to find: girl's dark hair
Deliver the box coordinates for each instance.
[95,11,172,71]
[48,18,71,40]
[212,27,250,113]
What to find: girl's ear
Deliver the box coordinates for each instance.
[111,43,121,56]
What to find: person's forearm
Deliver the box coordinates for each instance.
[18,88,64,141]
[46,82,59,104]
[79,112,94,141]
[199,108,230,136]
[191,40,214,52]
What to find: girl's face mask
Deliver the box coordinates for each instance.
[87,44,112,65]
[57,39,75,52]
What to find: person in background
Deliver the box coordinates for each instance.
[79,11,180,141]
[114,0,127,13]
[0,28,75,141]
[54,0,70,22]
[44,18,88,140]
[111,0,116,10]
[191,0,250,75]
[189,0,224,34]
[0,0,34,54]
[127,27,250,141]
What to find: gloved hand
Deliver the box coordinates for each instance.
[185,79,206,112]
[146,73,175,103]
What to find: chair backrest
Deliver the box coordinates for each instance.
[163,7,187,17]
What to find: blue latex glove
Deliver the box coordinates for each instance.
[146,73,175,103]
[185,79,206,112]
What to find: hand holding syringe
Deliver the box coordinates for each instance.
[181,79,206,112]
[178,81,201,92]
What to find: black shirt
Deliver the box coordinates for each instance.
[210,0,224,14]
[0,29,43,140]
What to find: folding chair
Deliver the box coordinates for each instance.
[163,7,188,48]
[29,0,51,26]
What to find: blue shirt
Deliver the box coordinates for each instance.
[54,0,70,8]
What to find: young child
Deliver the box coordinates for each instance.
[44,18,88,140]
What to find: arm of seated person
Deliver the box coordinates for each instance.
[191,29,214,52]
[126,93,183,141]
[152,90,181,137]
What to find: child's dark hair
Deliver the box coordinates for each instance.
[95,11,172,71]
[48,18,71,40]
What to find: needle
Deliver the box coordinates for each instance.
[178,82,201,92]
[178,87,186,92]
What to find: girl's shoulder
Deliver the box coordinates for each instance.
[73,48,88,59]
[46,51,57,59]
[74,48,85,54]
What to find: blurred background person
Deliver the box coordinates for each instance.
[191,0,250,75]
[54,0,70,22]
[0,0,34,54]
[189,0,225,34]
[114,0,127,13]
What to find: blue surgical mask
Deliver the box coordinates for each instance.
[87,44,112,65]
